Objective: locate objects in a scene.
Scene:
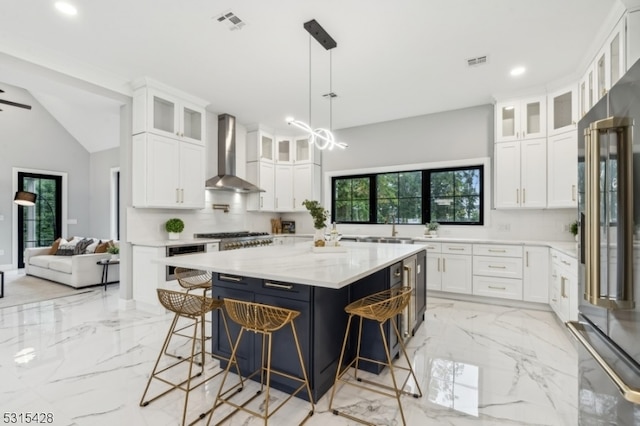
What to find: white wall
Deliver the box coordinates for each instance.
[89,147,119,239]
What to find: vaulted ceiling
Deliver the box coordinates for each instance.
[0,0,622,152]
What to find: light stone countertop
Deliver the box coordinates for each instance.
[129,238,222,247]
[154,241,426,289]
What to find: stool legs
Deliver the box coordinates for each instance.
[208,321,314,425]
[329,314,423,426]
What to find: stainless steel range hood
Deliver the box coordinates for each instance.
[205,113,264,192]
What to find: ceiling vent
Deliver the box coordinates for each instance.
[215,10,245,31]
[467,55,488,67]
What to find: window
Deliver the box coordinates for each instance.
[427,166,483,225]
[331,165,483,226]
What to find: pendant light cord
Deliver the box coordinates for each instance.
[308,35,312,128]
[329,49,333,131]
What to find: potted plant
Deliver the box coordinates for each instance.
[302,199,329,246]
[426,221,439,237]
[165,218,185,240]
[107,245,120,260]
[570,220,579,241]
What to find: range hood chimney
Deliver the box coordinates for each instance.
[205,114,263,192]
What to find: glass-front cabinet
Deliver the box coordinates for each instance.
[294,136,321,164]
[276,137,292,163]
[134,86,206,145]
[547,85,577,137]
[495,96,546,142]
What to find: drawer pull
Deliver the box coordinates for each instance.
[427,245,436,249]
[561,260,571,266]
[488,265,507,269]
[265,282,294,290]
[394,269,402,277]
[220,274,242,282]
[488,249,506,253]
[447,247,465,251]
[488,285,507,290]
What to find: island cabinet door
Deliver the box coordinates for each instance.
[253,292,312,400]
[211,285,256,373]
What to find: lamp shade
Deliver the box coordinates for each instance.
[14,191,37,206]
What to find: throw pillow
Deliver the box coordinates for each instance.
[56,243,76,256]
[85,239,99,254]
[74,238,93,255]
[49,238,63,255]
[95,240,112,254]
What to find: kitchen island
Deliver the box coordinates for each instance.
[155,241,427,401]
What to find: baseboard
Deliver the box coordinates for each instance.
[118,298,136,311]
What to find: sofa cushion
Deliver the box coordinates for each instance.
[48,258,73,274]
[29,255,57,268]
[85,238,99,254]
[49,238,63,255]
[56,243,76,256]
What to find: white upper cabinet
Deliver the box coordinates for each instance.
[547,130,578,208]
[608,17,626,89]
[132,79,207,145]
[495,96,546,142]
[276,137,292,163]
[495,138,547,209]
[294,136,321,164]
[579,64,596,118]
[247,130,275,163]
[547,85,578,137]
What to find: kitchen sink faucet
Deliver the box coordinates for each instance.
[386,214,399,237]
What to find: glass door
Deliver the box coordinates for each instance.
[17,172,62,268]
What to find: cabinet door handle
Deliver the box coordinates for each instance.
[260,196,263,208]
[442,258,446,272]
[572,185,576,201]
[180,188,184,203]
[526,251,529,267]
[394,269,402,277]
[220,274,243,282]
[523,188,526,204]
[488,249,506,253]
[561,260,571,266]
[488,285,506,290]
[265,282,294,290]
[176,188,180,203]
[516,188,520,204]
[561,276,567,298]
[488,265,506,269]
[437,258,440,272]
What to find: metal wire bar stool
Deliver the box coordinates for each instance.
[328,286,423,426]
[140,289,242,426]
[207,298,314,426]
[164,268,213,363]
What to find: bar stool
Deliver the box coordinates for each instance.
[207,298,314,425]
[164,268,213,363]
[328,286,422,425]
[140,289,241,426]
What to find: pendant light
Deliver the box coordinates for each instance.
[287,19,347,150]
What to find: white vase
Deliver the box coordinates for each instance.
[168,232,180,240]
[314,228,325,243]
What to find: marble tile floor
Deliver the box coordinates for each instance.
[0,277,578,426]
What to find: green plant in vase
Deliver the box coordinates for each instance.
[165,218,185,240]
[302,199,329,246]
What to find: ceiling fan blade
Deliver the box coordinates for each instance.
[0,98,32,110]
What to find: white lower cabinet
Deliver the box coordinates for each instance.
[523,246,550,303]
[472,244,523,300]
[132,133,205,209]
[549,248,578,323]
[418,242,472,294]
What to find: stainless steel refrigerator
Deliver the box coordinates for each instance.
[570,58,640,425]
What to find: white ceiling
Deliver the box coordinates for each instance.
[0,0,623,152]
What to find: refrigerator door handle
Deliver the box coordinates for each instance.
[584,117,634,309]
[567,321,640,404]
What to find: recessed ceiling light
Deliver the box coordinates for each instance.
[54,2,77,16]
[510,66,526,77]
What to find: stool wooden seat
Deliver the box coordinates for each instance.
[207,298,314,425]
[140,289,240,426]
[329,286,423,425]
[165,268,214,362]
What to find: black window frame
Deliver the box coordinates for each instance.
[331,164,484,226]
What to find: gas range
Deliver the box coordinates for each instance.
[193,231,273,251]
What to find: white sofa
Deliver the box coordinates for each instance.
[25,247,120,289]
